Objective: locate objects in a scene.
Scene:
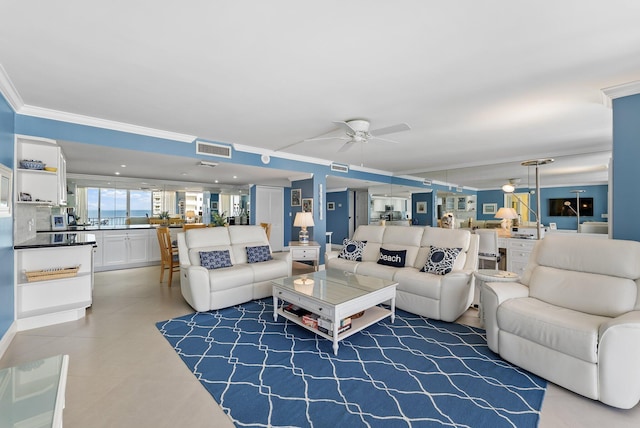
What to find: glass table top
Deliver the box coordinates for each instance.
[272,269,397,306]
[0,354,67,428]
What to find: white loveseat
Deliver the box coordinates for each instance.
[326,225,479,322]
[482,234,640,409]
[177,225,292,312]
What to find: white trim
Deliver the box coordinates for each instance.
[0,63,24,111]
[349,164,392,176]
[234,143,333,166]
[18,104,197,143]
[288,173,313,182]
[602,81,640,108]
[0,321,17,359]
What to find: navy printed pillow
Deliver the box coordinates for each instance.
[338,239,367,261]
[200,250,233,269]
[422,246,462,275]
[246,245,273,263]
[377,248,407,268]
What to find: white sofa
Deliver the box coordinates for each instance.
[482,234,640,409]
[326,225,479,322]
[177,225,292,312]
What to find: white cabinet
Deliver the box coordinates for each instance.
[148,228,161,262]
[98,228,162,271]
[102,230,149,267]
[15,135,67,206]
[15,244,93,330]
[506,239,536,277]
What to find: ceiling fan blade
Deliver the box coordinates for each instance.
[337,141,356,152]
[370,136,400,144]
[369,122,411,136]
[304,136,349,142]
[333,120,357,134]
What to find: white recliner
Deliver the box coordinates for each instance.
[482,234,640,409]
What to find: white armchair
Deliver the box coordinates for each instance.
[482,234,640,409]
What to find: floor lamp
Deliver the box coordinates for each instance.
[570,189,586,231]
[502,159,554,240]
[521,159,554,239]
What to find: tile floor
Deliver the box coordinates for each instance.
[2,262,639,427]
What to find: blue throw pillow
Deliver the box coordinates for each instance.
[246,245,273,263]
[421,246,462,275]
[200,250,233,269]
[338,239,367,261]
[377,248,406,268]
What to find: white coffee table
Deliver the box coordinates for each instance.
[272,269,397,355]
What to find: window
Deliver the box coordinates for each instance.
[80,186,154,226]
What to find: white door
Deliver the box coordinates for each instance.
[348,191,355,238]
[355,190,369,229]
[255,186,284,252]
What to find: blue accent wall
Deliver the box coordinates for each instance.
[283,187,292,245]
[540,185,608,230]
[0,93,15,340]
[612,93,640,241]
[411,192,432,226]
[477,185,608,230]
[326,190,349,244]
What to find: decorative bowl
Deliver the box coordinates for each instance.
[20,160,45,170]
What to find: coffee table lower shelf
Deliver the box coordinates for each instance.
[275,305,392,355]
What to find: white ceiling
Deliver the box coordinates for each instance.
[2,1,639,192]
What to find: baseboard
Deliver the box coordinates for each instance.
[0,321,18,360]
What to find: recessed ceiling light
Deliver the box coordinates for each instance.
[115,172,120,175]
[181,172,188,176]
[233,176,237,179]
[120,164,127,168]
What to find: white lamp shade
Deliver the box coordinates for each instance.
[294,212,314,227]
[495,207,518,219]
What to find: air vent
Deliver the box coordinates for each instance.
[422,179,432,186]
[456,187,463,193]
[330,163,349,173]
[196,140,232,158]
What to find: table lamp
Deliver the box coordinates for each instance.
[294,212,314,244]
[495,207,518,231]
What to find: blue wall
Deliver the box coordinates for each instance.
[477,185,608,230]
[0,93,15,340]
[612,93,640,241]
[411,192,432,226]
[326,190,350,244]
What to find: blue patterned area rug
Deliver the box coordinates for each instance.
[156,300,546,427]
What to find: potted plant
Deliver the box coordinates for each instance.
[158,211,170,225]
[212,211,227,227]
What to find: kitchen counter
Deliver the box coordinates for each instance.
[15,232,97,249]
[36,224,184,233]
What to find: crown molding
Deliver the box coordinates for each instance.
[0,63,24,111]
[601,81,640,108]
[233,143,333,167]
[288,173,314,182]
[18,105,197,143]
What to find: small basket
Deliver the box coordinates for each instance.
[20,160,45,170]
[25,266,80,282]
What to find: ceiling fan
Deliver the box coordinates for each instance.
[278,119,411,152]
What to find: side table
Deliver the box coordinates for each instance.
[474,269,519,323]
[289,241,321,271]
